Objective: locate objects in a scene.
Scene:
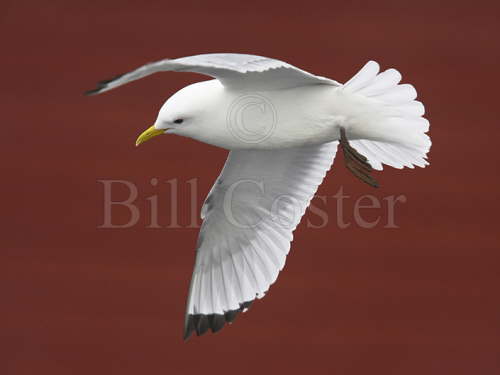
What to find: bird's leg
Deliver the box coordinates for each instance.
[339,128,379,188]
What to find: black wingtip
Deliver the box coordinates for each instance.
[183,300,254,341]
[83,73,125,96]
[183,315,196,341]
[84,88,102,96]
[195,315,209,336]
[98,73,125,85]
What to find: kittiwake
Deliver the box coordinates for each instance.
[86,53,431,340]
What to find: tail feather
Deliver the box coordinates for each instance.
[360,68,402,96]
[396,101,425,117]
[376,84,417,104]
[344,60,380,92]
[343,61,431,170]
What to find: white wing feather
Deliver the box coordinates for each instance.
[183,141,339,339]
[86,53,340,95]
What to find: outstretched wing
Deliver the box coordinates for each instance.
[184,141,339,340]
[85,53,340,95]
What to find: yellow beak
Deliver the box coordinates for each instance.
[135,125,165,146]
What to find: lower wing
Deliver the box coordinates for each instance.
[184,141,339,339]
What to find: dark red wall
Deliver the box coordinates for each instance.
[2,1,499,374]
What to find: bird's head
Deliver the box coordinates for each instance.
[135,80,221,146]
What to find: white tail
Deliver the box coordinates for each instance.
[342,61,431,170]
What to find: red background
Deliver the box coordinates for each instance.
[2,1,499,374]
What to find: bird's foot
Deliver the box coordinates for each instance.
[339,128,379,188]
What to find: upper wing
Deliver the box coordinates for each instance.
[183,141,339,340]
[85,53,340,95]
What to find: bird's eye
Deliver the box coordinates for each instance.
[173,119,184,124]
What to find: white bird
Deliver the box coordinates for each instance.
[86,53,431,339]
